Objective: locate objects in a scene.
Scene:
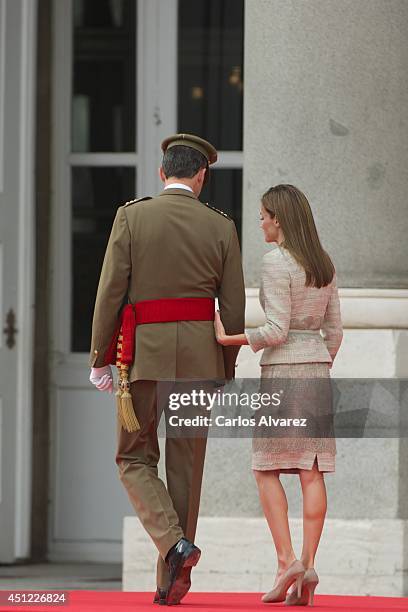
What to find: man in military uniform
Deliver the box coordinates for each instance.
[89,134,245,605]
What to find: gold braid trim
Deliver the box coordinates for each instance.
[115,330,140,432]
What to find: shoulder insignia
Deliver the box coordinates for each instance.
[122,196,152,207]
[204,202,232,220]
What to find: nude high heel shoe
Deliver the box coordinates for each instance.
[284,567,319,606]
[262,560,305,604]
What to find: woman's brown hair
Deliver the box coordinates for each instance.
[262,184,335,288]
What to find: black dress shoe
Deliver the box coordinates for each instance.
[153,568,191,606]
[172,567,191,604]
[153,588,168,605]
[165,538,200,605]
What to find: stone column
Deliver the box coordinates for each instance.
[240,0,408,595]
[243,0,408,289]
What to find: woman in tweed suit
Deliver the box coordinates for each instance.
[214,184,343,605]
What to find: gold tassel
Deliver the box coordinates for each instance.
[115,370,127,430]
[118,365,140,433]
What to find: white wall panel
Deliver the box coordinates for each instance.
[53,389,130,542]
[0,0,6,192]
[0,398,3,504]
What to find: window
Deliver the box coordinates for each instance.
[178,0,244,236]
[66,0,244,352]
[71,0,137,351]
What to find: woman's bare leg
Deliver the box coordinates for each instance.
[299,458,327,568]
[253,469,297,582]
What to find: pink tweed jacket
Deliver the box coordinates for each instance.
[245,244,343,365]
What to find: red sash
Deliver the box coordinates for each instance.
[105,297,215,366]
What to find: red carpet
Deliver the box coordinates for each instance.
[1,592,408,611]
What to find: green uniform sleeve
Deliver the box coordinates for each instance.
[89,206,131,367]
[217,222,246,380]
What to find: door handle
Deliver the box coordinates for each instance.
[3,309,18,349]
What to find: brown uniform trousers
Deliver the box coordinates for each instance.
[116,381,211,588]
[89,188,245,589]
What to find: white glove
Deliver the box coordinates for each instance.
[90,365,114,393]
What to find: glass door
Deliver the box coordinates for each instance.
[51,0,142,561]
[51,0,243,561]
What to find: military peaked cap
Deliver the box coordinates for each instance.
[161,133,218,165]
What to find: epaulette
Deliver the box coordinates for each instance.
[204,202,232,220]
[123,196,152,207]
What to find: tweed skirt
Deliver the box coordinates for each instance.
[252,363,336,473]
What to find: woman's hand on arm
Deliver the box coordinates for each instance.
[214,311,249,346]
[214,310,227,344]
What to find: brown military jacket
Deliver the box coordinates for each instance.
[89,187,246,382]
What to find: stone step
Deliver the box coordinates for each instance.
[123,516,408,596]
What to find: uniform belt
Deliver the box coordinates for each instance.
[105,297,215,366]
[105,297,214,433]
